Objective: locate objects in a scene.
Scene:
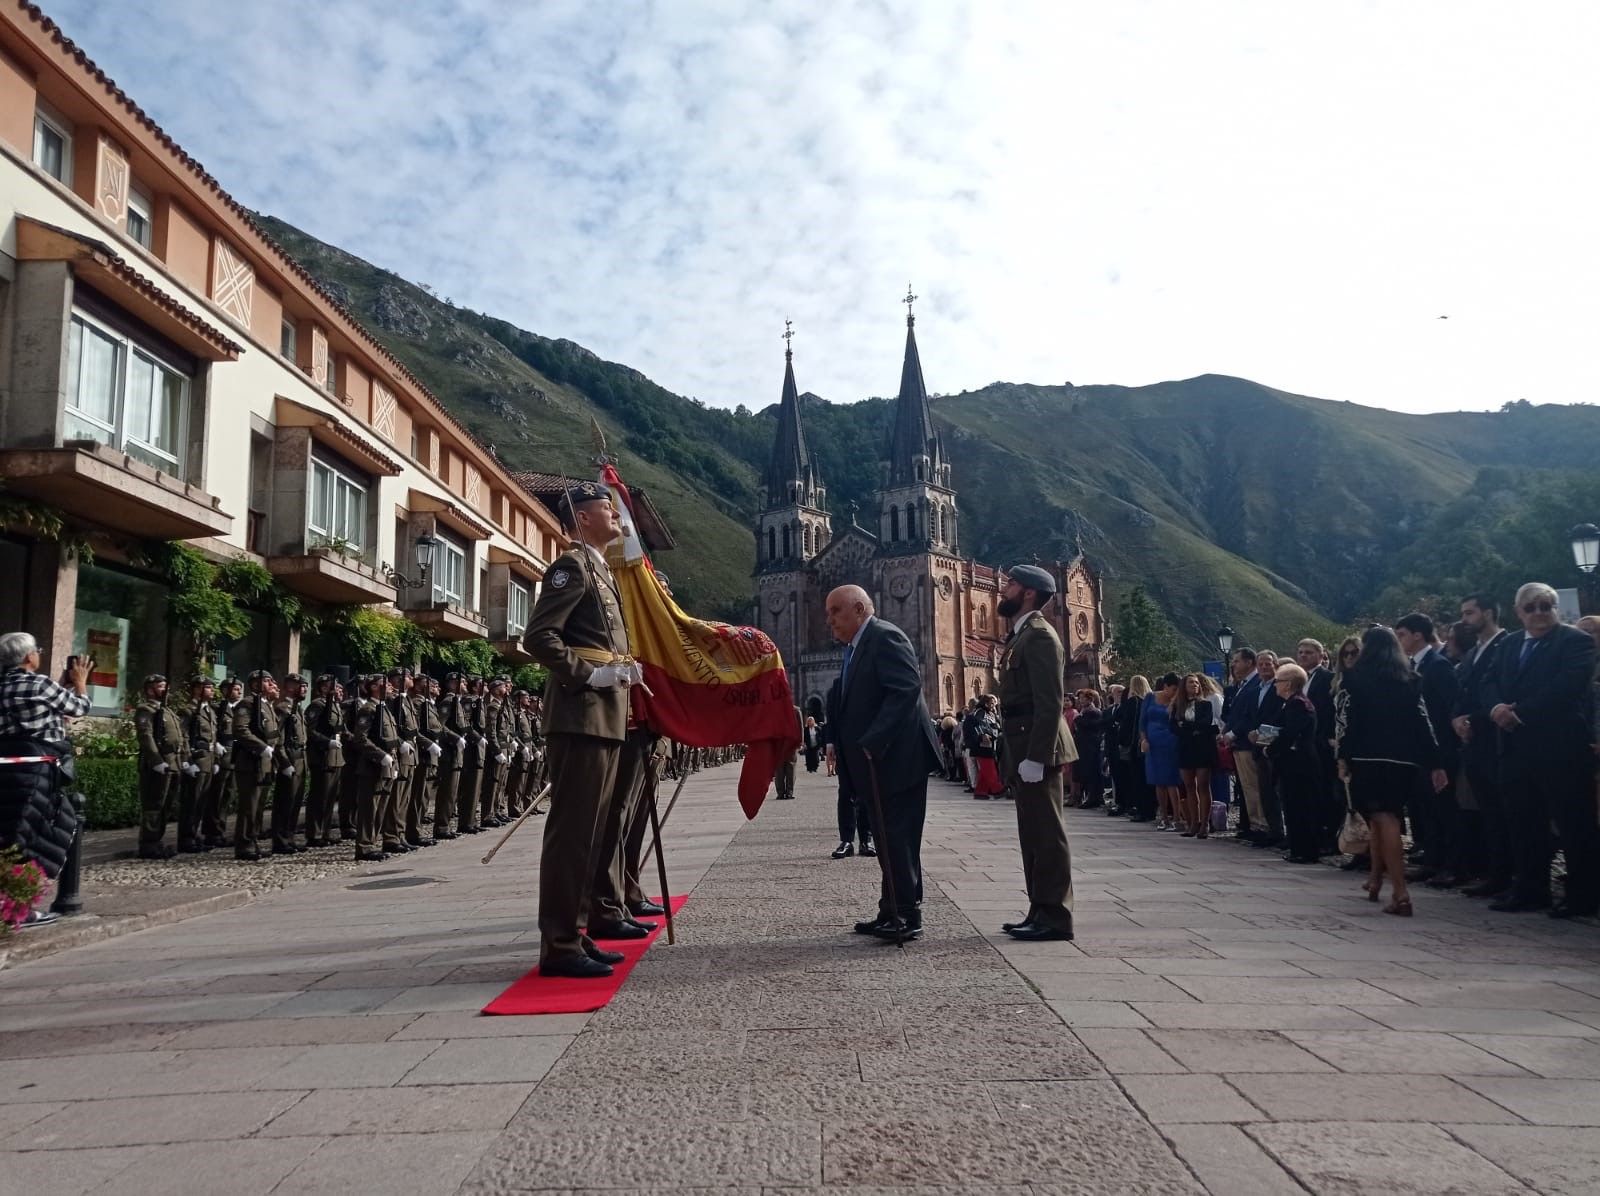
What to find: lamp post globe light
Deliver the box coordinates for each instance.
[386,531,439,591]
[413,531,438,575]
[1570,524,1600,575]
[1217,624,1234,656]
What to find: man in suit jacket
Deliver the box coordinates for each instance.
[1396,613,1461,880]
[994,565,1079,941]
[1297,639,1338,851]
[1452,594,1513,897]
[1481,582,1599,916]
[1228,651,1284,845]
[824,584,942,941]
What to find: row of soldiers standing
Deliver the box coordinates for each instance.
[133,668,549,862]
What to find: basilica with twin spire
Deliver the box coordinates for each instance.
[753,299,1108,719]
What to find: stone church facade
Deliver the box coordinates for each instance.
[753,309,1108,718]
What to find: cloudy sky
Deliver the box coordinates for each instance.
[49,1,1600,413]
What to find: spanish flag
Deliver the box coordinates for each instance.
[600,463,800,818]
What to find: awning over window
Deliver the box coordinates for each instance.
[487,544,543,582]
[408,488,491,541]
[273,395,402,477]
[15,216,243,362]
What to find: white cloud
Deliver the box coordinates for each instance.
[48,0,1600,413]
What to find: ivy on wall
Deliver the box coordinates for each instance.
[0,491,95,563]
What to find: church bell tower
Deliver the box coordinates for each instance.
[876,287,957,555]
[754,323,830,667]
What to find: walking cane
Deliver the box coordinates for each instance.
[639,764,690,872]
[861,751,906,948]
[645,786,675,944]
[480,782,553,865]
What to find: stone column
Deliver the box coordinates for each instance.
[24,540,79,675]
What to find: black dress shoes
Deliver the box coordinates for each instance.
[583,941,626,964]
[629,899,668,918]
[867,919,921,942]
[434,830,459,840]
[590,920,651,940]
[1007,923,1074,941]
[539,955,613,979]
[1001,918,1034,933]
[1550,902,1599,920]
[859,840,877,857]
[832,841,854,859]
[854,914,895,934]
[355,849,387,862]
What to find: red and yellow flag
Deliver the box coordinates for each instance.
[599,463,800,818]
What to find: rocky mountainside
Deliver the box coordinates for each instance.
[261,215,1600,652]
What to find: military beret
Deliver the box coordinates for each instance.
[247,669,274,684]
[565,479,609,508]
[654,570,672,589]
[283,673,307,686]
[314,673,336,686]
[444,671,461,682]
[188,674,212,688]
[1006,564,1056,596]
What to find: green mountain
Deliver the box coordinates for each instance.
[259,216,1600,654]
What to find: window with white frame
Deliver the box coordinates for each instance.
[126,184,153,249]
[32,103,72,184]
[279,319,296,360]
[508,579,530,637]
[65,310,191,479]
[323,352,338,396]
[433,534,466,606]
[307,455,368,553]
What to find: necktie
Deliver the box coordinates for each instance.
[841,642,854,686]
[1518,637,1537,671]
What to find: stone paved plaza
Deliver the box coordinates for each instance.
[3,765,1600,1194]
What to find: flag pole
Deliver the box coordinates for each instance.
[645,784,675,945]
[639,763,690,872]
[480,782,552,865]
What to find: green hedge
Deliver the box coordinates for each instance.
[77,758,140,830]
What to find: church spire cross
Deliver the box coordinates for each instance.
[903,283,917,327]
[782,319,795,362]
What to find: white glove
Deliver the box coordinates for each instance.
[152,761,169,774]
[475,733,487,745]
[400,741,415,759]
[380,753,393,769]
[260,745,274,760]
[283,765,295,778]
[588,664,622,689]
[497,753,509,764]
[1018,759,1046,784]
[428,742,441,760]
[624,660,646,686]
[209,743,219,757]
[454,734,465,747]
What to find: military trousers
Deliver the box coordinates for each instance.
[380,760,411,848]
[622,746,664,907]
[506,756,528,816]
[338,761,359,839]
[200,763,233,842]
[304,764,339,843]
[590,730,652,925]
[233,766,271,851]
[434,761,462,833]
[480,756,506,822]
[138,763,177,847]
[539,732,622,964]
[271,754,307,849]
[355,770,391,853]
[1013,766,1075,932]
[458,764,484,831]
[178,765,213,849]
[407,756,436,841]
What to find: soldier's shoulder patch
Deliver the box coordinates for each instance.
[548,569,571,589]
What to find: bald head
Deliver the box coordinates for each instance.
[825,585,875,645]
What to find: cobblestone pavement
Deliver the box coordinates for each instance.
[3,765,1600,1194]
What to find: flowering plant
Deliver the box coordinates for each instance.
[0,848,46,937]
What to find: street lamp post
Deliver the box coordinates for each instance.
[1569,524,1600,614]
[386,531,439,592]
[1217,624,1234,677]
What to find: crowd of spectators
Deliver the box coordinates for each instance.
[935,583,1600,921]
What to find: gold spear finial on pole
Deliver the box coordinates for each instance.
[589,417,611,466]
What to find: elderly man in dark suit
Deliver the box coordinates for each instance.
[824,584,942,942]
[1482,582,1599,917]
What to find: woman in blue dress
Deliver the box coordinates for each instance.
[1140,672,1184,830]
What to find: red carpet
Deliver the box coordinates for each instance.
[482,896,690,1015]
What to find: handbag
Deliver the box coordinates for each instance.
[1337,809,1371,855]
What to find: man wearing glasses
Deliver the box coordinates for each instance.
[1481,582,1599,917]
